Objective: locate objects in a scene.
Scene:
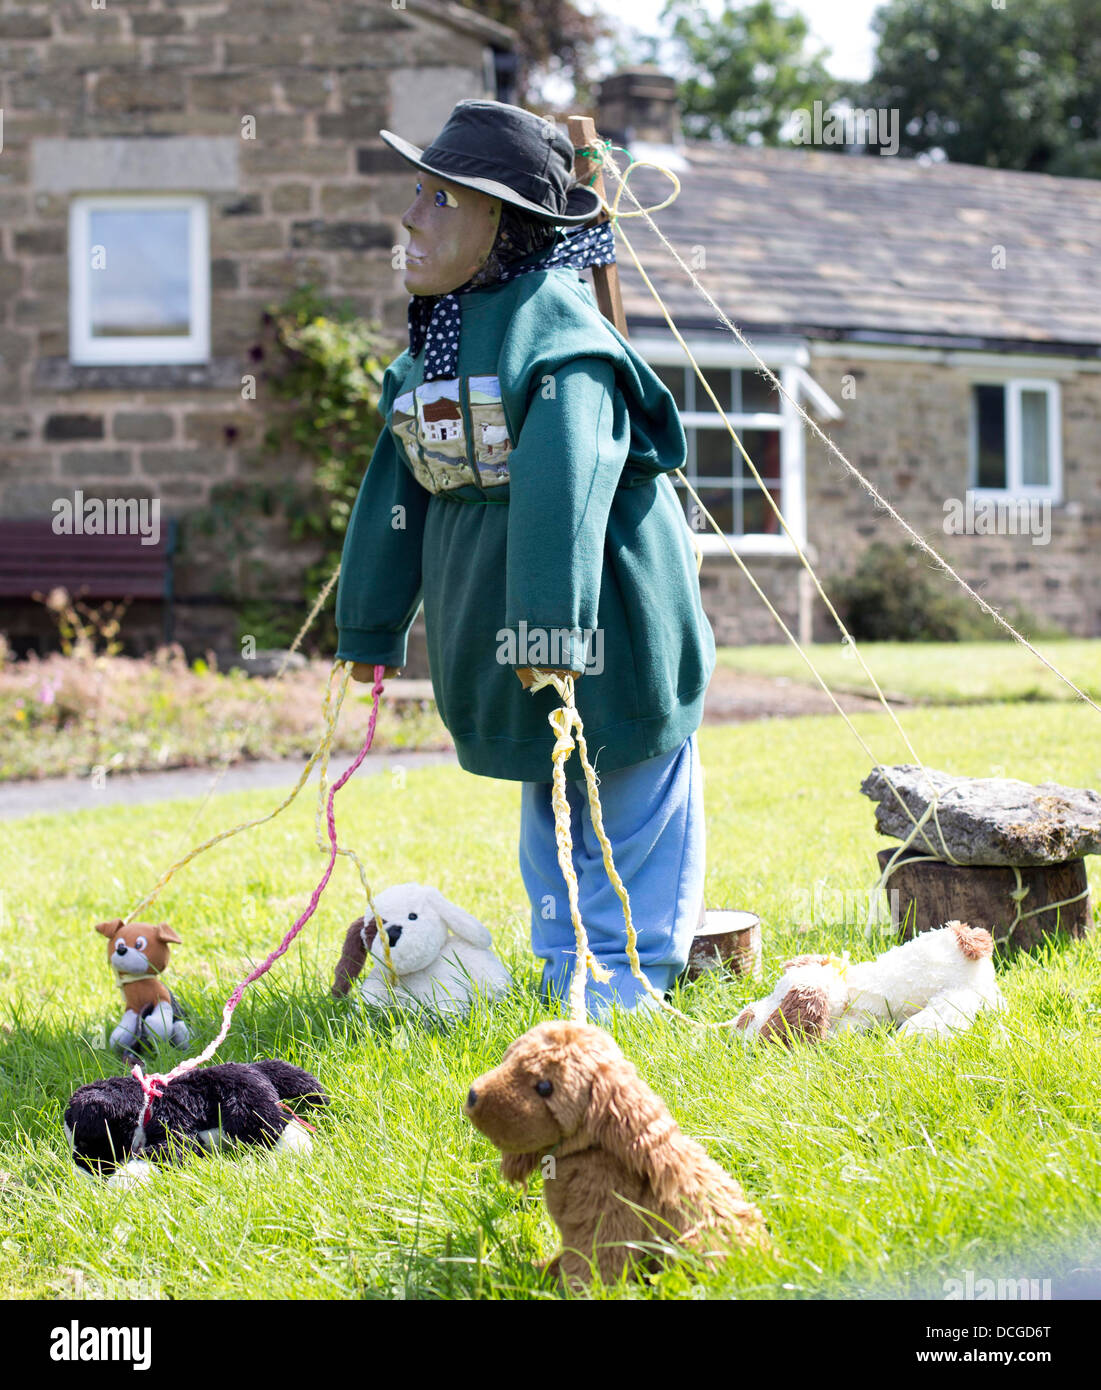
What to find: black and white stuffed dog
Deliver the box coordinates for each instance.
[64,1059,327,1187]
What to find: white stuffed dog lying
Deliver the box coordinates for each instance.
[736,920,1004,1044]
[332,883,511,1016]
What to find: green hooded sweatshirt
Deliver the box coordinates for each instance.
[335,262,715,783]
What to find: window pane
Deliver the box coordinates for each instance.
[736,428,782,482]
[698,367,732,412]
[742,485,783,535]
[88,208,192,338]
[694,486,735,535]
[974,384,1006,488]
[1020,390,1050,486]
[652,363,686,410]
[740,368,779,413]
[696,427,734,478]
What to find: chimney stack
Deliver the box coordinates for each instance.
[596,67,681,148]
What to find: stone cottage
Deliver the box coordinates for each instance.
[0,0,516,654]
[420,395,463,443]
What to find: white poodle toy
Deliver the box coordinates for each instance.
[735,920,1004,1044]
[331,883,511,1016]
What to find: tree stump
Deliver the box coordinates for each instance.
[876,849,1092,950]
[683,910,762,982]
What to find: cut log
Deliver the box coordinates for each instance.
[683,910,762,982]
[876,849,1092,950]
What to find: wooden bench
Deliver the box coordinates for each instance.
[0,518,177,643]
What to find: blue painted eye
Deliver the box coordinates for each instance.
[434,190,448,207]
[415,181,423,194]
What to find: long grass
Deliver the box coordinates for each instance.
[1,703,1099,1299]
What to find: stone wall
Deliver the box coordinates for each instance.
[697,552,805,647]
[0,0,500,655]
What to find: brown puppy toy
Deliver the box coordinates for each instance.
[465,1020,769,1287]
[95,919,190,1057]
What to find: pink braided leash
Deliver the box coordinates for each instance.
[131,665,386,1136]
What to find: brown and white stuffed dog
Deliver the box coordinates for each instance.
[735,921,1004,1045]
[464,1021,769,1286]
[95,918,190,1057]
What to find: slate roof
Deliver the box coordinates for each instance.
[614,144,1101,352]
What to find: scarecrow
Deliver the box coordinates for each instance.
[336,100,715,1016]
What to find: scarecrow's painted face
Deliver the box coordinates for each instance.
[400,175,501,296]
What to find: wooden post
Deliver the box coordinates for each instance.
[568,113,629,337]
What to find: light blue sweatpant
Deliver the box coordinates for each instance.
[519,734,705,1016]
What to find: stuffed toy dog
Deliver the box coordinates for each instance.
[64,1059,327,1188]
[332,883,510,1016]
[95,918,189,1058]
[736,920,1004,1044]
[464,1021,769,1286]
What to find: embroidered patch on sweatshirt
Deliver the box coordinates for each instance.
[391,376,513,493]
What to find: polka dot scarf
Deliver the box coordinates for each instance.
[408,219,616,382]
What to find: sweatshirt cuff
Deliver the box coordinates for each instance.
[495,622,594,674]
[335,627,409,668]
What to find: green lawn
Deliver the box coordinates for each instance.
[718,638,1101,706]
[1,703,1099,1299]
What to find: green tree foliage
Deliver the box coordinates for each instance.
[661,0,836,144]
[260,288,391,554]
[862,0,1101,176]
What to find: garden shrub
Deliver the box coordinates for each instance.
[830,542,1060,642]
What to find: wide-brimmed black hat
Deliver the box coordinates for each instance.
[380,99,603,226]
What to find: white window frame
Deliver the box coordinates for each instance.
[69,194,210,365]
[968,377,1062,502]
[634,336,837,554]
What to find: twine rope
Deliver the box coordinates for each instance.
[125,659,351,924]
[536,141,1098,1013]
[584,143,1100,950]
[1004,864,1090,942]
[593,144,1101,718]
[578,144,951,892]
[599,152,996,859]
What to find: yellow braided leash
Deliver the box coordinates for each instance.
[540,673,614,1022]
[533,670,749,1029]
